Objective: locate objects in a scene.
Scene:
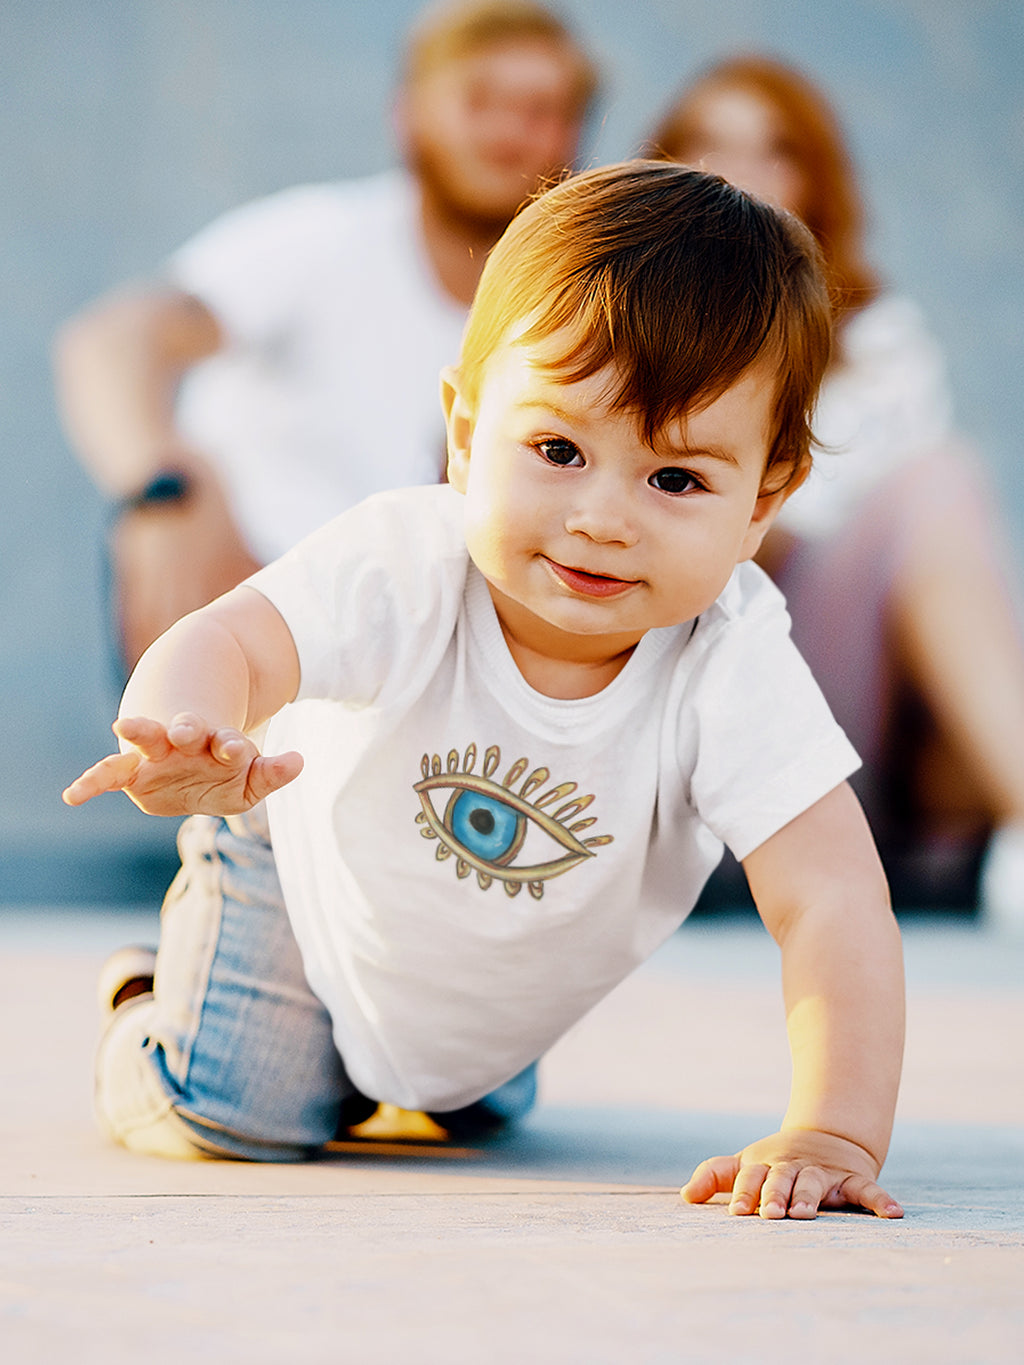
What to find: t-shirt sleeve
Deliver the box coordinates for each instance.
[683,566,861,861]
[245,487,468,708]
[166,185,338,350]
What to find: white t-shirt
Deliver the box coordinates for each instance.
[779,294,954,540]
[169,171,468,563]
[251,485,859,1112]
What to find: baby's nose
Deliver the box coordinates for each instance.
[565,485,638,545]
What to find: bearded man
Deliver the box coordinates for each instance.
[55,1,597,668]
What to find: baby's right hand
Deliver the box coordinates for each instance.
[61,713,303,817]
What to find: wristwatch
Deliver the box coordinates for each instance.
[115,469,193,514]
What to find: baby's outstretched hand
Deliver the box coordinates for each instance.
[62,713,303,817]
[681,1129,903,1220]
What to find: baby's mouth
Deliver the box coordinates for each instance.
[545,558,638,599]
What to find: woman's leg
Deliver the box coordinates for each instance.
[886,452,1024,930]
[887,464,1024,831]
[95,805,365,1161]
[772,445,1024,919]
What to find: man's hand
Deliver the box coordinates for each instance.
[681,1128,904,1220]
[62,713,302,817]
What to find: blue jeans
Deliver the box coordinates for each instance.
[94,805,537,1161]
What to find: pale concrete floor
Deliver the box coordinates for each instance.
[1,906,1022,1364]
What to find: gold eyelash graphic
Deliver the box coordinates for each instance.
[414,743,613,899]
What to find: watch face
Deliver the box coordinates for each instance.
[124,470,192,510]
[141,471,191,503]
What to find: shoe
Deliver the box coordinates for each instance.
[347,1105,450,1142]
[97,945,157,1017]
[979,825,1024,939]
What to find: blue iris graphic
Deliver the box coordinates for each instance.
[448,789,524,862]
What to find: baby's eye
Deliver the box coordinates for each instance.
[649,467,701,495]
[536,438,583,467]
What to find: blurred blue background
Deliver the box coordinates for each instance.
[3,0,1022,904]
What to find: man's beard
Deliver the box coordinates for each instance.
[410,139,546,241]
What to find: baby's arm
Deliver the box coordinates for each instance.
[682,781,905,1219]
[62,586,303,816]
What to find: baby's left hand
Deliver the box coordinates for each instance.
[681,1129,904,1220]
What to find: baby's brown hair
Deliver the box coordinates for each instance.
[457,160,832,489]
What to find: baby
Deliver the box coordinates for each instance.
[65,161,904,1219]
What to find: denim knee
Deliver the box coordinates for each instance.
[94,809,357,1162]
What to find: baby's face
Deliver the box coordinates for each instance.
[445,335,786,671]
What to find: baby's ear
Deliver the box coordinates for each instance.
[769,454,811,499]
[738,457,809,561]
[440,365,474,493]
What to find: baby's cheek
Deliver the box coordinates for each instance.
[666,551,731,620]
[461,516,504,578]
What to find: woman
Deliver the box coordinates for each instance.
[648,56,1024,929]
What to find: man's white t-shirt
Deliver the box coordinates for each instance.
[251,485,860,1113]
[169,171,468,563]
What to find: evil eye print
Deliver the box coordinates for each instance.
[414,743,613,899]
[447,788,526,864]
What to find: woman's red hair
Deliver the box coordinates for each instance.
[647,56,879,319]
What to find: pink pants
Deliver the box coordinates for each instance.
[774,444,1010,839]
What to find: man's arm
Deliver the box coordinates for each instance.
[53,288,261,666]
[53,286,222,496]
[682,781,905,1219]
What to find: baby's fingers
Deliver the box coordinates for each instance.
[113,715,175,759]
[681,1154,741,1206]
[245,751,304,804]
[825,1174,904,1219]
[681,1155,903,1221]
[761,1164,829,1219]
[164,713,220,756]
[62,751,142,806]
[206,727,252,768]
